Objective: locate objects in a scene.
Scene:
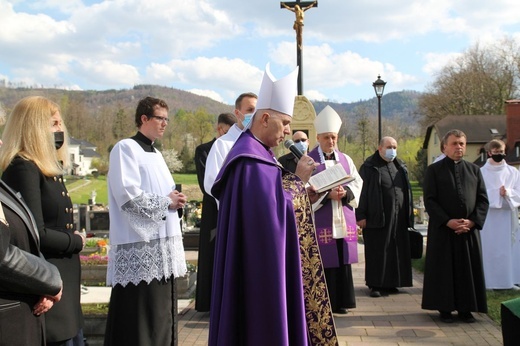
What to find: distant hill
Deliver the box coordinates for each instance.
[0,85,422,133]
[313,90,422,122]
[0,84,234,117]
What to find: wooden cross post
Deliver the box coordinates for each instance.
[281,0,318,95]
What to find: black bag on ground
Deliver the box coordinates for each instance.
[408,228,423,259]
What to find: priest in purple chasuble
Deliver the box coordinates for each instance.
[308,105,363,315]
[209,64,338,346]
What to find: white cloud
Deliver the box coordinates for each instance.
[422,52,463,75]
[146,63,177,81]
[188,89,224,103]
[270,42,416,91]
[305,89,328,102]
[0,0,519,103]
[144,57,263,103]
[76,59,140,86]
[0,1,75,43]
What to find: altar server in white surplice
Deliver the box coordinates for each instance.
[480,139,520,290]
[104,96,188,346]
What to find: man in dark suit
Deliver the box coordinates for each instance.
[194,112,236,312]
[278,131,309,173]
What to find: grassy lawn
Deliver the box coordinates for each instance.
[412,255,519,325]
[173,173,199,186]
[66,176,109,205]
[66,173,200,205]
[410,180,422,201]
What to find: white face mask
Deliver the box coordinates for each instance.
[294,141,308,153]
[384,148,397,161]
[242,113,254,127]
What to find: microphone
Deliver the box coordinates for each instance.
[284,139,303,159]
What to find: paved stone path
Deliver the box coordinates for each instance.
[178,245,504,345]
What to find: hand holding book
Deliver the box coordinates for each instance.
[308,163,355,193]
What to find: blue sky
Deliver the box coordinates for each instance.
[1,0,519,105]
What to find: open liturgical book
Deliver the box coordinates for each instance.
[308,163,356,193]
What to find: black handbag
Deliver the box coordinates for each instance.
[408,228,423,259]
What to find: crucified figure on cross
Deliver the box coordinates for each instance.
[282,1,317,49]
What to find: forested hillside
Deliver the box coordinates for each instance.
[0,85,422,172]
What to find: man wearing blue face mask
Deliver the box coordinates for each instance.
[204,92,257,201]
[356,136,415,298]
[278,131,309,173]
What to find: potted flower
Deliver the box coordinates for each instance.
[80,241,109,286]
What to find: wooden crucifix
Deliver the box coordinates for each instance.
[281,0,317,95]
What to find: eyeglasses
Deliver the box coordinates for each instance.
[149,115,170,123]
[294,138,308,143]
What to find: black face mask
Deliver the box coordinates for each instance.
[54,131,64,150]
[490,153,506,163]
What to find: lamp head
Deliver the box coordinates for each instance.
[373,75,387,97]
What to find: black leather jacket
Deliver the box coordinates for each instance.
[0,181,61,297]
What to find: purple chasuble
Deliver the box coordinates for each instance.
[209,130,308,346]
[308,148,359,267]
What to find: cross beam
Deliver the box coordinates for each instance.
[280,1,317,7]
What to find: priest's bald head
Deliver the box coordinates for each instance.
[248,63,298,148]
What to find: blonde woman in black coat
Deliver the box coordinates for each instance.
[0,96,85,346]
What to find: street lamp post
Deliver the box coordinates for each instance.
[372,75,387,143]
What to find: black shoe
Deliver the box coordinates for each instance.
[383,287,399,294]
[333,308,349,314]
[439,311,454,323]
[369,288,382,298]
[458,311,476,323]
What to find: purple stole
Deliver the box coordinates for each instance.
[308,149,359,267]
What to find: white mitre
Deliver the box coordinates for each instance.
[314,105,342,134]
[245,63,298,130]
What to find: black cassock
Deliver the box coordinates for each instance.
[357,153,413,289]
[421,157,489,313]
[194,138,218,312]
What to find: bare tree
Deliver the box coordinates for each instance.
[419,36,520,128]
[348,105,377,162]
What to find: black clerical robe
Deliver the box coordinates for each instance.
[421,157,489,313]
[278,152,298,173]
[356,152,414,289]
[194,138,218,312]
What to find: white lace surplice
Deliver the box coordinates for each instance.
[107,139,187,287]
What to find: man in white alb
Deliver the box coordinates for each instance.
[204,92,257,199]
[480,139,520,290]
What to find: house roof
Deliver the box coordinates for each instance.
[69,137,81,146]
[81,148,101,158]
[69,137,96,148]
[423,115,506,149]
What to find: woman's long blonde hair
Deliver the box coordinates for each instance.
[0,96,70,177]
